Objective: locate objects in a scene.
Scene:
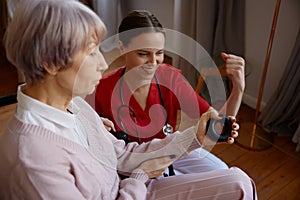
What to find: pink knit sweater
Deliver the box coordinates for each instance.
[0,97,200,199]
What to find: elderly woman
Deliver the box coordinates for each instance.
[0,0,256,199]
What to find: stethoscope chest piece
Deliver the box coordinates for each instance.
[119,69,173,139]
[163,123,173,136]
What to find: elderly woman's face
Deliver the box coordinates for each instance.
[121,32,165,81]
[56,39,108,98]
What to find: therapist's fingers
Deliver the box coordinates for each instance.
[101,117,116,132]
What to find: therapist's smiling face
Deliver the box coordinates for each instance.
[121,32,165,81]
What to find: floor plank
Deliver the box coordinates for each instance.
[213,144,247,165]
[232,147,276,174]
[271,176,300,200]
[257,156,300,200]
[211,137,300,200]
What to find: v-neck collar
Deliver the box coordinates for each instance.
[122,78,160,113]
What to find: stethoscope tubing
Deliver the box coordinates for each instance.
[118,68,172,141]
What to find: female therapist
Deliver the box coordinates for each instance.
[95,10,246,175]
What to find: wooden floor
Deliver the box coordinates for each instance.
[211,105,300,200]
[0,103,299,199]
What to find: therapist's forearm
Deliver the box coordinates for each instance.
[218,85,244,116]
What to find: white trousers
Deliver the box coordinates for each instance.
[173,148,228,174]
[147,167,257,200]
[147,148,257,199]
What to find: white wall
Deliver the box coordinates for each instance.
[244,0,300,109]
[121,0,300,110]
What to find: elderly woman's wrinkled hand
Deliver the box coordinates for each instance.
[137,155,176,179]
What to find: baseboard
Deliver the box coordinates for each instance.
[242,93,266,111]
[0,94,17,107]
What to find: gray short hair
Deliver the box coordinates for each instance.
[4,0,106,83]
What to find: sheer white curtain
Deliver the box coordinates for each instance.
[92,0,122,51]
[259,29,300,151]
[293,126,300,152]
[172,0,217,89]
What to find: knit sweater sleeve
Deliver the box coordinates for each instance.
[118,169,148,200]
[113,126,201,174]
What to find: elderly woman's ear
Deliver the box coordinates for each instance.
[43,64,60,76]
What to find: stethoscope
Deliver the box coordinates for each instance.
[117,68,173,143]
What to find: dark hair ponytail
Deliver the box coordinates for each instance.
[118,10,165,46]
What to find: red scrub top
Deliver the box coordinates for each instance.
[95,64,210,143]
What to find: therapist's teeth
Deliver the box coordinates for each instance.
[141,64,157,74]
[143,68,155,74]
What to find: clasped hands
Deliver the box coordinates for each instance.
[196,107,239,146]
[132,107,239,179]
[101,108,239,179]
